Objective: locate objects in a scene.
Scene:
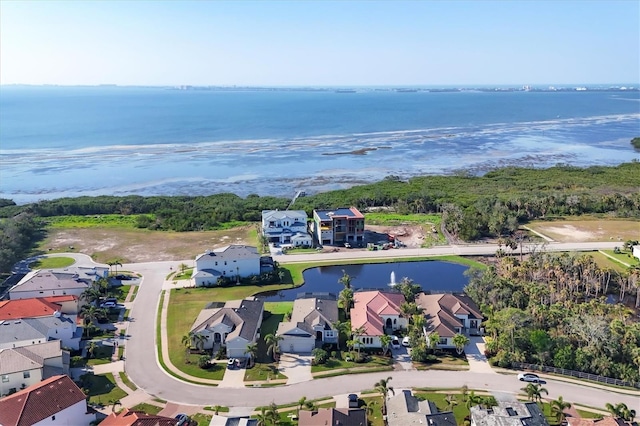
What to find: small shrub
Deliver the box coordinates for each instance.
[198,355,211,369]
[312,348,329,364]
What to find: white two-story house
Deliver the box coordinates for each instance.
[192,245,261,287]
[261,210,313,247]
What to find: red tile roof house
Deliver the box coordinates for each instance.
[0,296,79,320]
[0,375,95,426]
[351,291,407,349]
[415,293,483,349]
[100,408,179,426]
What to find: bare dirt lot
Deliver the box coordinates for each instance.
[527,219,640,243]
[364,224,439,248]
[40,226,257,263]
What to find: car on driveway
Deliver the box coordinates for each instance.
[518,373,541,383]
[175,414,189,426]
[348,393,359,408]
[227,358,236,369]
[391,337,401,349]
[115,274,133,280]
[402,336,411,347]
[100,301,117,309]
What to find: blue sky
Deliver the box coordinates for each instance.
[1,1,638,86]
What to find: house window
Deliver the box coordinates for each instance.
[215,262,218,266]
[224,261,227,265]
[439,337,447,345]
[1,375,8,383]
[52,416,56,421]
[393,319,397,324]
[23,371,30,379]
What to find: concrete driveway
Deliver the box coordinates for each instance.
[278,353,313,384]
[391,346,413,370]
[465,336,495,374]
[219,365,246,388]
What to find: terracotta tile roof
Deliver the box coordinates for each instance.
[352,291,405,336]
[100,408,179,426]
[0,298,63,320]
[43,295,78,303]
[0,375,87,426]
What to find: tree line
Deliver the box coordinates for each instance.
[464,250,640,384]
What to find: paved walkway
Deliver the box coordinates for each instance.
[392,346,413,370]
[465,336,495,374]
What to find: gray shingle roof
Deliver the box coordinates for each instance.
[277,297,338,337]
[386,390,456,426]
[262,210,308,222]
[9,270,89,294]
[195,245,260,262]
[191,298,263,342]
[471,401,549,426]
[0,320,48,346]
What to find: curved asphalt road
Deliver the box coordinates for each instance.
[46,243,639,408]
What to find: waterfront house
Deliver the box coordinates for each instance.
[277,295,339,353]
[313,207,365,246]
[0,375,95,426]
[351,291,407,348]
[192,245,261,287]
[415,293,482,349]
[261,210,313,246]
[190,297,264,359]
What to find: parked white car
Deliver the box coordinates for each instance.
[402,336,411,347]
[391,337,401,349]
[517,373,541,383]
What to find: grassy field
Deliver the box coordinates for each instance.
[191,413,213,426]
[527,217,640,243]
[365,213,441,226]
[118,371,137,391]
[28,256,75,269]
[130,403,162,415]
[43,214,144,228]
[263,301,293,315]
[311,351,392,373]
[413,391,471,424]
[601,249,640,267]
[244,309,287,380]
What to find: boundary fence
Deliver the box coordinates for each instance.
[512,362,640,389]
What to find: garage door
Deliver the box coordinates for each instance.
[282,338,314,353]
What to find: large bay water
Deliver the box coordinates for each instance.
[258,260,469,301]
[1,86,638,204]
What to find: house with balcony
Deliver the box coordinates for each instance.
[190,297,264,359]
[313,207,365,246]
[261,210,313,247]
[277,295,339,353]
[415,293,482,349]
[351,291,407,349]
[192,245,261,287]
[0,340,69,397]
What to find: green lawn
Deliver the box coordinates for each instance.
[601,249,640,267]
[413,391,470,424]
[360,395,385,426]
[264,301,293,315]
[130,403,162,415]
[311,352,392,373]
[174,268,194,280]
[365,213,442,226]
[191,413,213,426]
[591,252,628,272]
[115,285,131,302]
[576,409,604,419]
[118,371,136,390]
[244,310,287,381]
[29,256,75,269]
[79,373,128,407]
[43,214,143,228]
[86,345,114,365]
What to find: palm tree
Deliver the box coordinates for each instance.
[87,341,97,359]
[374,376,394,415]
[80,305,107,337]
[550,396,572,424]
[109,399,121,413]
[445,394,458,411]
[255,407,270,426]
[606,403,636,421]
[267,402,279,424]
[365,400,377,417]
[452,333,470,355]
[181,334,193,361]
[352,326,366,357]
[332,320,351,350]
[245,343,258,367]
[428,332,440,353]
[81,286,102,306]
[338,270,352,289]
[264,334,283,361]
[212,405,223,415]
[192,333,208,351]
[339,288,354,318]
[465,390,484,410]
[380,334,392,356]
[298,396,308,413]
[521,383,548,403]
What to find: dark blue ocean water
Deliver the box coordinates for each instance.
[1,86,639,203]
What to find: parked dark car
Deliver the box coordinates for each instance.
[348,394,359,408]
[115,274,133,280]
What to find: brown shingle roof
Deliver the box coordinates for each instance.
[0,375,87,426]
[100,408,179,426]
[416,293,482,338]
